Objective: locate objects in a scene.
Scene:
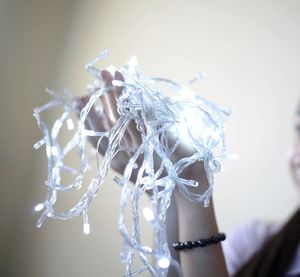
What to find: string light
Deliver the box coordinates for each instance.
[83,223,90,235]
[143,207,155,222]
[33,51,230,276]
[158,257,171,269]
[66,118,75,130]
[51,146,59,156]
[34,203,44,212]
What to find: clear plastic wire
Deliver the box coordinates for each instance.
[33,51,230,276]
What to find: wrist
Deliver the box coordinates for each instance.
[176,196,219,240]
[174,162,210,208]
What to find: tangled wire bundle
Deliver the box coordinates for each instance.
[33,50,230,276]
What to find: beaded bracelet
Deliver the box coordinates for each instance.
[172,233,226,250]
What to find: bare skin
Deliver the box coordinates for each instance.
[78,70,229,277]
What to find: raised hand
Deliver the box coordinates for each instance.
[77,70,144,182]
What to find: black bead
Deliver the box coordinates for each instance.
[203,239,211,245]
[211,236,220,244]
[191,241,198,247]
[193,241,200,247]
[185,241,193,249]
[173,233,226,251]
[197,239,206,247]
[173,242,180,249]
[178,242,185,249]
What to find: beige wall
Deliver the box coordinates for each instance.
[1,1,300,276]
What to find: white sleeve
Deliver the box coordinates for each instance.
[222,219,279,276]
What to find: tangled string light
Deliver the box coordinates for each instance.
[33,50,231,277]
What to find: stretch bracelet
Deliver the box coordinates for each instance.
[172,233,226,250]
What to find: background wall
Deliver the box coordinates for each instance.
[1,1,300,276]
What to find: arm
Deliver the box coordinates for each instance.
[165,158,228,277]
[166,194,180,277]
[80,70,228,277]
[174,190,228,276]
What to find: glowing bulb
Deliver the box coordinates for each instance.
[112,80,123,87]
[83,211,90,235]
[66,118,74,130]
[158,257,170,269]
[34,203,44,212]
[83,223,90,235]
[51,146,59,156]
[142,246,153,253]
[33,139,45,149]
[143,207,155,222]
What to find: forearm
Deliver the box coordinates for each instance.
[172,164,229,277]
[175,196,228,277]
[166,194,180,277]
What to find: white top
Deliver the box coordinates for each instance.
[222,219,300,276]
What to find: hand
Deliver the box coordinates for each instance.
[77,70,228,277]
[77,70,208,195]
[77,70,143,181]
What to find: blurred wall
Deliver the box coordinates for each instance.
[1,1,300,276]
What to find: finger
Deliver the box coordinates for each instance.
[76,96,98,147]
[114,70,125,97]
[106,70,123,123]
[114,72,142,148]
[112,71,134,147]
[81,96,108,133]
[102,70,124,124]
[120,129,133,150]
[101,70,132,147]
[101,69,113,85]
[77,96,110,152]
[96,136,109,156]
[100,70,117,128]
[127,119,142,147]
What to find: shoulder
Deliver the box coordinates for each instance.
[222,219,280,276]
